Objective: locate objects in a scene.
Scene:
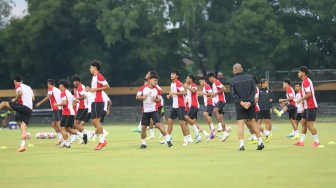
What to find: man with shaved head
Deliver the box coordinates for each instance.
[230,63,264,151]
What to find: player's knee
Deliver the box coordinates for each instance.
[218,109,224,114]
[203,112,208,117]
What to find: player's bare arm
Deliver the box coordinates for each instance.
[36,94,52,108]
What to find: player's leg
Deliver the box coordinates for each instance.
[213,105,222,132]
[306,109,320,147]
[274,106,288,117]
[295,110,308,146]
[91,102,107,150]
[151,112,172,147]
[147,118,155,139]
[139,113,149,149]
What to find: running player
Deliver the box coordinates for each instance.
[295,66,320,147]
[36,79,64,145]
[274,79,300,139]
[136,74,172,148]
[207,72,229,141]
[89,60,110,150]
[230,64,264,151]
[0,75,34,152]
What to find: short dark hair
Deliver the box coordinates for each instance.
[90,60,101,70]
[207,72,216,79]
[13,75,22,82]
[149,71,158,76]
[72,74,81,82]
[187,74,196,82]
[171,69,180,76]
[283,78,291,85]
[149,74,159,80]
[58,79,70,88]
[299,66,309,75]
[295,82,301,86]
[47,79,55,85]
[260,78,268,84]
[199,76,206,80]
[143,78,148,82]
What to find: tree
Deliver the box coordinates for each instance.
[0,0,13,28]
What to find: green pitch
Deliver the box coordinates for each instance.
[0,122,336,188]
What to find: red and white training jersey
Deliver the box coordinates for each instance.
[15,83,34,110]
[47,86,62,110]
[212,79,226,103]
[187,83,199,108]
[73,93,78,114]
[102,91,111,111]
[255,87,260,112]
[155,85,163,108]
[76,83,87,109]
[61,89,75,116]
[86,91,94,113]
[137,85,162,113]
[91,73,108,103]
[295,91,304,113]
[286,87,296,107]
[302,77,318,109]
[171,80,185,108]
[202,84,214,107]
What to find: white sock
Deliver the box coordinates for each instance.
[291,129,295,135]
[77,132,84,138]
[137,122,142,130]
[202,130,208,135]
[294,130,299,135]
[99,134,105,143]
[239,140,244,147]
[192,124,199,132]
[102,126,107,134]
[165,134,171,142]
[300,134,306,142]
[209,123,215,130]
[83,129,87,135]
[218,123,222,129]
[65,140,70,147]
[57,132,63,141]
[223,131,229,136]
[142,139,146,145]
[252,134,257,140]
[92,134,97,140]
[313,135,319,143]
[21,140,25,147]
[280,110,284,115]
[187,135,193,141]
[71,135,76,142]
[258,137,262,145]
[265,130,270,136]
[149,129,155,137]
[184,136,187,142]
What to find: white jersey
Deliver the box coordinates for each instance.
[102,91,111,111]
[86,91,94,113]
[137,85,162,113]
[295,91,304,113]
[15,83,34,110]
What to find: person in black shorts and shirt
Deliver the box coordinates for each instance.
[230,64,264,151]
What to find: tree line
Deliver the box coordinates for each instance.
[0,0,335,89]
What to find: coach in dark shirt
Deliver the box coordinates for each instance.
[258,79,274,142]
[230,63,264,151]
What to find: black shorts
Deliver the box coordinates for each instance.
[295,113,302,121]
[52,110,62,122]
[100,110,107,123]
[255,112,259,122]
[303,108,317,121]
[83,112,91,123]
[76,108,88,121]
[169,107,185,120]
[236,104,256,120]
[15,112,21,122]
[8,102,32,125]
[258,109,271,119]
[186,106,198,119]
[60,115,75,128]
[157,106,164,117]
[215,101,226,114]
[205,105,214,117]
[91,102,104,119]
[141,112,160,126]
[286,104,297,120]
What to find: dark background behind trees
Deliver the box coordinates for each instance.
[0,0,335,89]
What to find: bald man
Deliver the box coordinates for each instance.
[230,64,264,151]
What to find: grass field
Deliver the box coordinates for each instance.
[1,121,336,188]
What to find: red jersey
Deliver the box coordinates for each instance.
[202,84,213,107]
[171,79,185,108]
[48,86,62,110]
[61,89,75,116]
[212,79,226,103]
[137,85,162,112]
[302,77,318,109]
[186,83,199,108]
[155,85,163,109]
[91,73,108,102]
[286,87,296,106]
[76,83,87,109]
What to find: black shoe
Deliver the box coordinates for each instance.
[167,141,173,147]
[83,134,88,144]
[239,146,245,151]
[139,144,147,149]
[256,143,265,150]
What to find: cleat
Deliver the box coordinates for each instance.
[274,109,282,117]
[291,135,301,140]
[248,134,255,140]
[55,140,62,145]
[311,142,320,148]
[196,135,202,143]
[265,133,273,143]
[210,130,216,139]
[158,134,163,139]
[221,134,230,142]
[87,133,94,142]
[250,139,258,144]
[17,146,26,152]
[183,140,189,146]
[159,139,166,144]
[294,141,304,146]
[195,130,200,139]
[139,144,147,149]
[70,141,76,144]
[79,140,85,144]
[94,140,107,150]
[59,144,66,148]
[167,141,173,147]
[217,128,223,132]
[187,137,194,143]
[256,143,265,150]
[131,128,141,133]
[83,134,88,144]
[287,133,294,138]
[146,136,155,140]
[239,146,245,151]
[64,145,71,148]
[205,133,211,141]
